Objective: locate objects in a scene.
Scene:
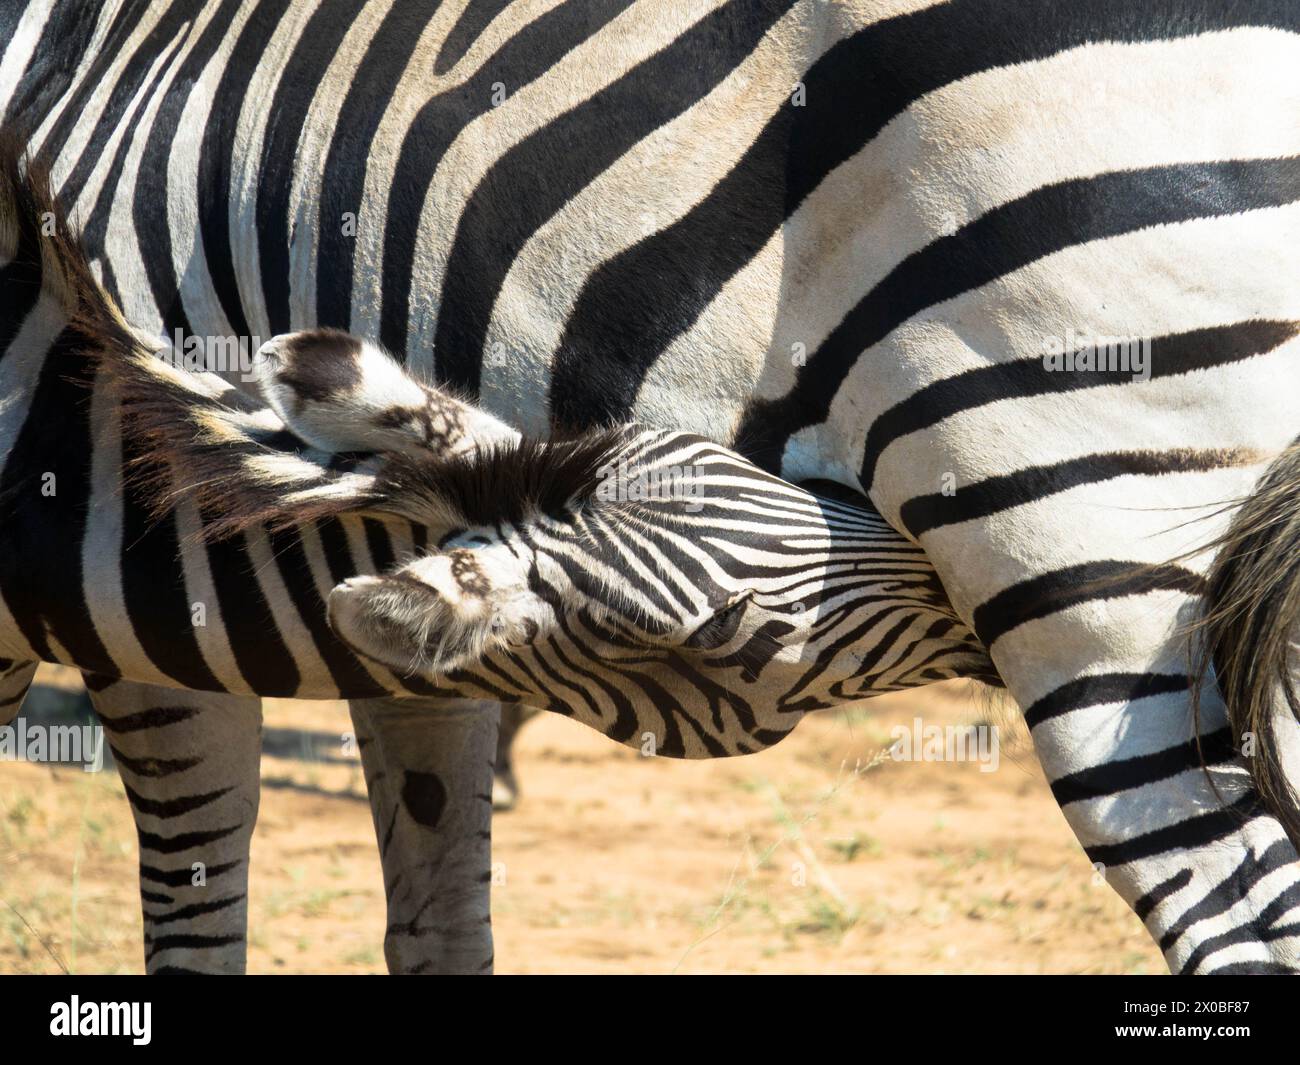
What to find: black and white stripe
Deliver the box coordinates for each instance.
[0,155,508,973]
[4,0,1300,973]
[0,148,990,973]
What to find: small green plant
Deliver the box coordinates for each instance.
[796,894,860,939]
[6,796,35,830]
[826,833,881,862]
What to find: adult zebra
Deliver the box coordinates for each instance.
[3,0,1300,972]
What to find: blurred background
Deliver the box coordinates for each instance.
[0,665,1160,974]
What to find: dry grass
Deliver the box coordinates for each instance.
[0,668,1161,974]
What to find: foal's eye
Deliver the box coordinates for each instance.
[685,590,754,650]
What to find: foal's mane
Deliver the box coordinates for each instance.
[0,130,137,369]
[370,427,633,529]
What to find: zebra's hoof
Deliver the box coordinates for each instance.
[492,772,519,812]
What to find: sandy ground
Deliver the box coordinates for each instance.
[0,666,1162,974]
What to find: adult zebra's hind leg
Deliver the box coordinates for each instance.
[348,695,498,974]
[492,703,538,811]
[84,675,262,975]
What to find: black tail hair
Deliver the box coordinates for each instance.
[1191,441,1300,845]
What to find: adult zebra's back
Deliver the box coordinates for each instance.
[5,0,1300,971]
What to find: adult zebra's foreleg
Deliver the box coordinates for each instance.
[84,675,262,975]
[347,695,498,974]
[0,659,37,726]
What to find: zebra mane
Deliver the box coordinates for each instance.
[83,300,639,539]
[115,356,653,541]
[366,426,637,524]
[0,130,138,368]
[122,393,636,542]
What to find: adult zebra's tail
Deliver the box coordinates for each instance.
[1194,443,1300,844]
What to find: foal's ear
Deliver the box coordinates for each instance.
[252,329,516,457]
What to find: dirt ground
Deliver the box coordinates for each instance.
[0,666,1162,974]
